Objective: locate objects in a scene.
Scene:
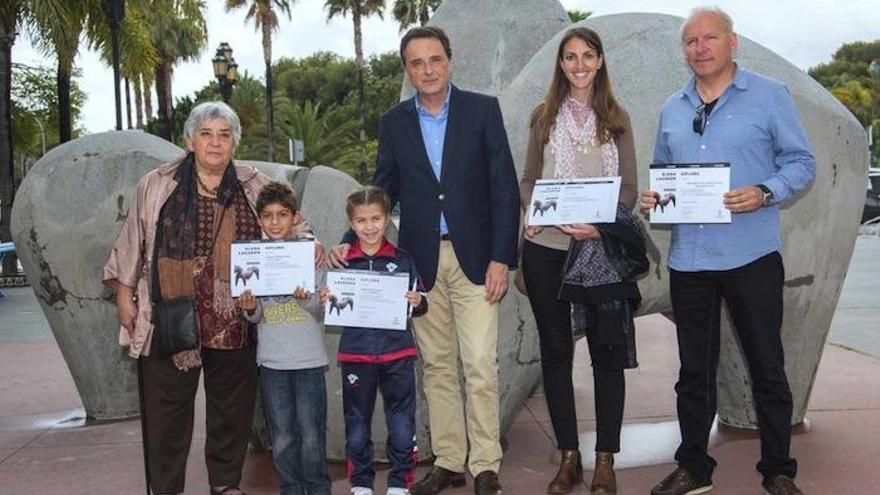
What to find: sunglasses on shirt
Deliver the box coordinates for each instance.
[693,103,707,135]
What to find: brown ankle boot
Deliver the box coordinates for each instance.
[590,452,617,495]
[547,449,583,494]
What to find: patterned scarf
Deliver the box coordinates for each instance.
[550,96,619,179]
[152,152,244,370]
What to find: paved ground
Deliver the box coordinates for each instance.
[828,236,880,358]
[1,237,878,494]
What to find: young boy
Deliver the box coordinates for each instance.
[237,181,331,495]
[324,185,428,495]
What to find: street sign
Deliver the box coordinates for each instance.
[289,138,305,165]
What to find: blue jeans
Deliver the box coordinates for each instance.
[261,366,331,495]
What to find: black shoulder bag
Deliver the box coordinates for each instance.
[151,205,228,356]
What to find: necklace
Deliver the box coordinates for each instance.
[196,172,219,196]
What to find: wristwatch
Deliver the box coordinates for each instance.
[756,184,774,206]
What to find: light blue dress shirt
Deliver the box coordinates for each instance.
[414,85,451,235]
[653,66,816,272]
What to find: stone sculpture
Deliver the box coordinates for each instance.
[402,0,570,98]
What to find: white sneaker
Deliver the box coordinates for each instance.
[351,488,373,495]
[386,489,410,495]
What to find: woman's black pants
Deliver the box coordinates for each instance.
[140,346,258,494]
[521,240,625,453]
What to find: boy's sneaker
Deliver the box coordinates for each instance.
[386,488,410,495]
[351,488,374,495]
[650,466,713,494]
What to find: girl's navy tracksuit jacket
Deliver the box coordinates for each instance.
[337,238,427,490]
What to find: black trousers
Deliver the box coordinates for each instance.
[140,346,258,494]
[522,240,625,453]
[670,252,797,483]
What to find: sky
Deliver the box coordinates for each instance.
[11,0,880,134]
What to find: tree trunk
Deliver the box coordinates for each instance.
[110,20,122,130]
[125,77,132,129]
[263,22,274,162]
[133,74,144,128]
[57,63,72,143]
[154,61,173,141]
[56,18,81,144]
[143,74,154,122]
[420,5,429,25]
[0,26,16,275]
[353,6,366,144]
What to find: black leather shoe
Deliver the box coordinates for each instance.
[474,470,502,495]
[763,475,804,495]
[209,487,248,495]
[650,467,712,495]
[410,466,466,495]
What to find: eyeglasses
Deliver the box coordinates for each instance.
[692,104,707,135]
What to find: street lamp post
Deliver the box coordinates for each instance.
[102,0,125,130]
[212,42,238,103]
[869,59,880,166]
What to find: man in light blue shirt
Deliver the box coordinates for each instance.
[642,7,814,495]
[414,83,451,235]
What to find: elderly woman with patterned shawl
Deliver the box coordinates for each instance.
[103,101,316,495]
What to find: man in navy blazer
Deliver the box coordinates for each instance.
[332,26,519,495]
[375,62,519,294]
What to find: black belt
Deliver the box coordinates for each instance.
[440,233,451,241]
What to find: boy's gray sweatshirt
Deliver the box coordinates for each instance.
[243,270,328,370]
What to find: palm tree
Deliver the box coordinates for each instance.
[391,0,440,32]
[87,0,157,129]
[324,0,384,167]
[225,0,293,163]
[1,0,69,276]
[0,0,26,276]
[142,73,154,122]
[567,9,591,23]
[150,0,207,141]
[26,0,83,143]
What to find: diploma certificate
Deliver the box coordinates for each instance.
[649,163,731,224]
[230,239,315,297]
[324,270,411,331]
[528,177,621,226]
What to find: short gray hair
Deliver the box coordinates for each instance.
[184,101,242,146]
[680,6,734,41]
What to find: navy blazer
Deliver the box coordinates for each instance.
[373,86,520,290]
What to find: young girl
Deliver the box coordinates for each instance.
[237,181,331,495]
[324,185,428,495]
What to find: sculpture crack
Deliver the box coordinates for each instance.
[514,304,540,366]
[27,227,102,309]
[784,275,814,288]
[116,195,126,222]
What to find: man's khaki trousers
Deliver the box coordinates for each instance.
[413,240,502,475]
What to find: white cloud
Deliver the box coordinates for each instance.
[11,0,880,134]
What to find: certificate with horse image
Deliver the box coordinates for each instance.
[230,239,315,297]
[649,162,731,224]
[324,269,411,331]
[528,177,621,226]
